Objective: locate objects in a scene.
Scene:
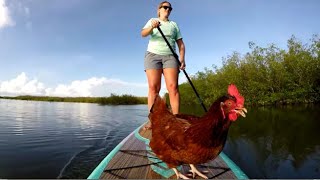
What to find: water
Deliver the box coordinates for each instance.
[224,105,320,178]
[0,99,147,179]
[0,99,319,178]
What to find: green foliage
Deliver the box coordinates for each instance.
[97,94,147,105]
[179,34,320,106]
[0,94,147,105]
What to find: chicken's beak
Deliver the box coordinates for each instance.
[235,107,247,117]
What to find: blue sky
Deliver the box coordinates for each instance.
[0,0,319,97]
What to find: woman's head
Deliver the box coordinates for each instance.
[157,1,172,18]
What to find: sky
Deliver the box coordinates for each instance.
[0,0,319,97]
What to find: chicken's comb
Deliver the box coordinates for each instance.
[228,84,244,106]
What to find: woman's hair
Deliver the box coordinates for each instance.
[157,1,172,17]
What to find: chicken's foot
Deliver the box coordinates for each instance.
[188,164,208,179]
[172,168,189,179]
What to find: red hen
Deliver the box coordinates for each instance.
[148,84,247,179]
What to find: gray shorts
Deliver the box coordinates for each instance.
[144,51,179,70]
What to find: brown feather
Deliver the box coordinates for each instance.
[148,85,246,168]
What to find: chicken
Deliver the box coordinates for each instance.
[148,84,247,179]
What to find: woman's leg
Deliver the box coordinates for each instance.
[163,68,180,114]
[146,69,163,111]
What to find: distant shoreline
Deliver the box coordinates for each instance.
[0,94,148,105]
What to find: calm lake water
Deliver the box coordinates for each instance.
[0,99,319,178]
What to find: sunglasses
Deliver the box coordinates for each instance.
[161,6,173,11]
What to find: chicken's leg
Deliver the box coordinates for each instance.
[189,164,208,179]
[172,168,189,179]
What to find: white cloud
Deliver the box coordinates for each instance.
[0,0,15,29]
[45,77,151,97]
[0,72,45,96]
[0,73,151,97]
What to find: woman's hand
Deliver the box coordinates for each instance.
[141,19,160,37]
[151,20,160,28]
[179,59,186,70]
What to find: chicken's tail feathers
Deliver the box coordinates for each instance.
[149,94,167,113]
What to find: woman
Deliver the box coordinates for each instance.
[141,1,186,118]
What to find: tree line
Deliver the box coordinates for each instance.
[178,35,320,107]
[0,94,147,105]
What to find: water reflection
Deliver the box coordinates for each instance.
[5,100,42,136]
[0,99,148,179]
[226,105,320,178]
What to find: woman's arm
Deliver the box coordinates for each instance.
[141,26,154,37]
[141,20,160,37]
[176,39,186,69]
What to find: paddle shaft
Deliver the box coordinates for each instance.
[156,26,208,112]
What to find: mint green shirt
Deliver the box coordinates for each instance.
[143,18,182,55]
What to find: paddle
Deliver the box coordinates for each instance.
[156,26,208,112]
